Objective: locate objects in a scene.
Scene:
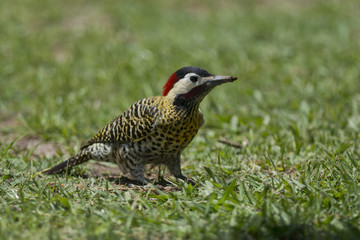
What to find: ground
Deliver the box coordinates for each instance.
[1,0,360,239]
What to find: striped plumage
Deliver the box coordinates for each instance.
[42,67,237,183]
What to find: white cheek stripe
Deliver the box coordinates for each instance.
[167,79,192,97]
[166,75,207,98]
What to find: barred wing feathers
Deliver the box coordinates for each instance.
[81,97,161,149]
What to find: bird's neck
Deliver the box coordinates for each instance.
[170,94,203,114]
[159,95,201,119]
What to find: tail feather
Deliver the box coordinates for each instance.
[41,151,91,175]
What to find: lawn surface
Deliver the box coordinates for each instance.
[1,0,360,239]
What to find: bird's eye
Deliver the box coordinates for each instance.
[190,76,199,83]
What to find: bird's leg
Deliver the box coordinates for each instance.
[167,157,184,179]
[129,166,152,186]
[136,176,152,185]
[167,157,195,185]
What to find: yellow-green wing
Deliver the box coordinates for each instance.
[81,97,161,149]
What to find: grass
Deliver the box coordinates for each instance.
[1,0,360,239]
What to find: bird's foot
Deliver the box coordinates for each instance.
[177,175,196,186]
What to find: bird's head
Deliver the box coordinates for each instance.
[163,66,237,107]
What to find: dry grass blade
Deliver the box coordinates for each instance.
[218,137,242,149]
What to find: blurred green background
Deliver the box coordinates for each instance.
[1,0,360,239]
[1,0,358,141]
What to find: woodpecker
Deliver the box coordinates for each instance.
[42,66,237,183]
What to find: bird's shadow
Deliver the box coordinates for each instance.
[56,163,191,190]
[71,172,176,188]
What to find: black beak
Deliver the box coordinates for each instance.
[202,75,238,87]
